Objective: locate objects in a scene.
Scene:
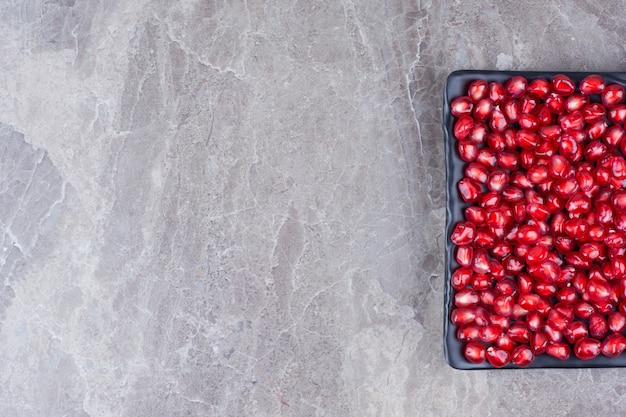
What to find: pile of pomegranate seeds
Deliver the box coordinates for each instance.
[449,73,626,367]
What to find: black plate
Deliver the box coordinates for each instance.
[444,70,626,369]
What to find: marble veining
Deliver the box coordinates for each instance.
[0,0,626,416]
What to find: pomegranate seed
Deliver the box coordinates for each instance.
[602,333,626,358]
[602,84,625,108]
[486,346,510,368]
[552,74,576,96]
[545,342,570,360]
[464,341,487,364]
[457,324,481,342]
[564,321,588,344]
[489,82,507,104]
[589,313,609,338]
[505,76,527,98]
[580,74,605,95]
[574,337,602,360]
[511,345,535,367]
[450,96,474,117]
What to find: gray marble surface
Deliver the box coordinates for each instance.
[1,0,626,416]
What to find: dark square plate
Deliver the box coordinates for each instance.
[444,70,626,369]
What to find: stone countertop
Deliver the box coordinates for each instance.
[0,0,625,416]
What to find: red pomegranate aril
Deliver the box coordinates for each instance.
[503,99,521,123]
[524,245,548,266]
[531,330,549,354]
[516,130,540,149]
[527,78,551,98]
[587,277,612,303]
[450,307,476,326]
[563,218,588,240]
[587,120,607,141]
[602,83,625,108]
[538,260,561,284]
[479,192,501,208]
[527,165,549,184]
[576,170,595,193]
[505,76,527,98]
[612,156,626,179]
[545,93,565,114]
[468,122,489,144]
[511,345,534,367]
[535,282,558,299]
[607,125,626,149]
[602,333,626,358]
[609,312,626,333]
[566,93,589,112]
[479,288,496,308]
[458,178,481,203]
[552,74,576,96]
[450,221,476,246]
[503,255,524,275]
[497,150,519,170]
[451,267,473,290]
[467,79,489,103]
[486,346,510,368]
[488,170,509,193]
[457,323,481,342]
[454,288,480,308]
[450,96,474,117]
[580,74,605,95]
[516,224,540,245]
[585,141,608,161]
[564,321,588,344]
[520,149,537,169]
[471,273,492,291]
[479,324,503,343]
[471,249,491,274]
[574,300,595,319]
[615,193,626,212]
[559,110,585,131]
[605,231,626,248]
[489,81,507,104]
[464,341,487,364]
[457,140,478,162]
[535,104,554,125]
[545,342,570,360]
[589,312,609,338]
[454,115,475,140]
[487,132,507,151]
[566,192,592,215]
[608,104,626,124]
[547,309,570,332]
[474,229,496,249]
[502,187,524,203]
[456,245,473,268]
[583,102,607,123]
[489,108,508,132]
[493,295,514,317]
[520,94,539,114]
[544,324,564,343]
[476,147,498,168]
[538,124,562,141]
[489,313,511,331]
[507,322,530,343]
[495,278,517,296]
[556,286,578,304]
[549,155,572,179]
[580,242,603,261]
[473,98,494,121]
[503,128,518,149]
[574,337,602,360]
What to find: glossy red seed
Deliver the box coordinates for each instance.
[602,333,626,358]
[511,345,534,367]
[473,98,494,121]
[559,110,585,131]
[574,337,602,360]
[608,104,626,124]
[467,79,489,103]
[454,115,474,140]
[458,178,481,203]
[583,102,607,123]
[545,93,565,114]
[497,150,519,170]
[450,96,474,117]
[489,108,508,132]
[552,74,576,96]
[450,221,476,246]
[456,245,473,268]
[451,267,472,290]
[464,341,487,364]
[457,324,481,342]
[503,99,521,123]
[507,322,530,343]
[580,74,605,95]
[602,83,625,108]
[516,130,540,149]
[489,82,506,104]
[545,342,570,360]
[486,346,510,368]
[564,321,588,344]
[609,312,626,333]
[589,312,609,338]
[505,76,527,98]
